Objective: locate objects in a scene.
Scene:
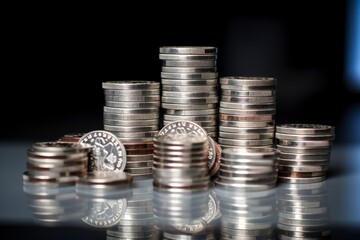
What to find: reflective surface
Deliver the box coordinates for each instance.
[1,143,360,239]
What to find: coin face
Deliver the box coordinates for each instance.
[82,199,127,228]
[79,130,126,172]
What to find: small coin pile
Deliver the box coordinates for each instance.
[153,134,210,225]
[215,148,278,191]
[107,178,155,239]
[277,182,331,239]
[102,81,160,177]
[158,120,221,177]
[159,46,219,138]
[218,77,276,149]
[276,124,335,183]
[24,142,92,186]
[217,188,277,240]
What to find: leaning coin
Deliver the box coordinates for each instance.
[78,130,127,172]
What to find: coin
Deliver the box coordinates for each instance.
[79,130,127,172]
[160,46,217,55]
[220,77,276,86]
[159,54,216,61]
[102,81,160,90]
[162,60,216,67]
[162,66,217,73]
[276,124,335,135]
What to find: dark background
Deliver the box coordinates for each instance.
[2,1,358,145]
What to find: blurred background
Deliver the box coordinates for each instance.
[2,1,359,146]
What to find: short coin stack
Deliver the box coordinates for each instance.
[217,188,277,240]
[158,120,221,177]
[276,124,335,183]
[277,182,331,239]
[215,148,278,191]
[24,142,92,186]
[106,178,155,239]
[102,81,160,177]
[218,77,276,149]
[153,134,210,225]
[159,46,219,138]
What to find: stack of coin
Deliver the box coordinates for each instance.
[215,148,278,191]
[218,77,276,149]
[159,46,219,138]
[276,124,335,183]
[158,120,221,178]
[153,134,210,225]
[217,188,277,240]
[24,142,92,186]
[107,178,155,239]
[102,81,160,177]
[277,182,331,239]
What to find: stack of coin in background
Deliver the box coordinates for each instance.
[277,182,331,239]
[153,134,210,226]
[215,148,278,190]
[23,142,92,225]
[218,77,276,149]
[217,188,277,240]
[158,120,221,178]
[107,178,155,240]
[24,142,92,186]
[102,81,160,177]
[276,124,335,183]
[159,46,219,139]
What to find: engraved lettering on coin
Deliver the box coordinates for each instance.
[82,199,127,228]
[79,130,126,172]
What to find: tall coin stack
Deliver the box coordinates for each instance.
[217,188,277,240]
[277,182,331,239]
[102,81,160,177]
[159,46,219,138]
[215,148,278,190]
[276,124,335,183]
[153,134,210,226]
[218,77,276,149]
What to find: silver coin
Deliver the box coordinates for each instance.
[276,132,335,141]
[162,91,217,98]
[159,54,217,61]
[77,171,132,186]
[276,124,335,135]
[102,81,160,90]
[160,46,217,55]
[221,96,276,103]
[107,131,159,138]
[104,125,158,132]
[277,140,333,148]
[165,109,217,116]
[162,78,218,86]
[103,107,158,114]
[219,126,274,134]
[221,84,276,91]
[158,120,208,136]
[104,89,159,96]
[164,114,217,122]
[219,132,274,140]
[276,145,332,154]
[279,153,330,161]
[219,120,275,128]
[220,77,276,86]
[221,89,276,97]
[163,120,216,128]
[162,103,217,110]
[278,176,326,184]
[162,96,218,104]
[162,85,217,92]
[219,108,276,115]
[105,101,160,108]
[162,66,217,73]
[219,113,275,122]
[105,95,160,102]
[218,138,274,146]
[220,101,276,109]
[127,154,154,161]
[162,72,218,80]
[30,142,91,153]
[79,130,127,172]
[115,136,157,143]
[162,60,216,67]
[278,165,328,172]
[104,112,159,120]
[82,198,127,228]
[103,119,159,127]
